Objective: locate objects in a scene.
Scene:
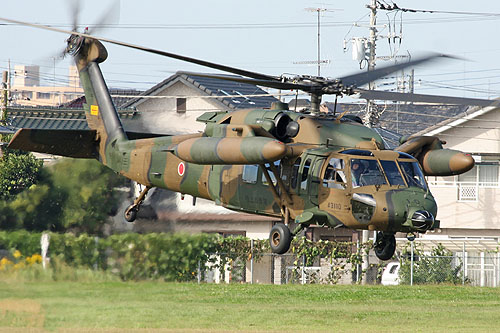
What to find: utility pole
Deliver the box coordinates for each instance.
[362,0,378,127]
[359,0,380,285]
[0,70,9,157]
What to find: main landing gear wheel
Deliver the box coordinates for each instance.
[269,223,292,254]
[374,232,396,261]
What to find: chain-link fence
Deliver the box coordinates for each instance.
[198,245,500,287]
[199,253,381,285]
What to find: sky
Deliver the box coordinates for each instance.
[2,0,500,104]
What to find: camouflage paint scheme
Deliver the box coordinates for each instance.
[8,38,475,237]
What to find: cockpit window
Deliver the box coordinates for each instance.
[380,160,406,186]
[323,158,346,189]
[351,159,387,188]
[399,161,427,191]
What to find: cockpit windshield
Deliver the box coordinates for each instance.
[348,158,427,190]
[399,161,428,191]
[351,159,387,188]
[380,160,406,186]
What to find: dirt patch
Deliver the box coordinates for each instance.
[0,299,45,329]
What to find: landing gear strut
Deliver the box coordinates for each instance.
[124,186,151,222]
[374,232,396,261]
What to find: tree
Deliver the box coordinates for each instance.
[8,168,64,231]
[0,154,124,234]
[48,158,124,234]
[0,148,43,200]
[399,243,465,285]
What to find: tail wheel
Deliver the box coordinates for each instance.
[124,205,138,223]
[269,223,292,254]
[374,232,396,261]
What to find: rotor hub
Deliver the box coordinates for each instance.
[66,34,84,56]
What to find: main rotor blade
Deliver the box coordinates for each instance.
[87,0,121,35]
[340,54,454,88]
[69,0,80,31]
[177,71,315,91]
[355,88,499,107]
[0,16,280,82]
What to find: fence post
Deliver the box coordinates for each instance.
[197,259,201,284]
[94,236,99,270]
[250,239,254,284]
[301,254,306,285]
[480,252,485,287]
[356,239,361,283]
[40,233,50,270]
[462,242,466,285]
[410,240,414,286]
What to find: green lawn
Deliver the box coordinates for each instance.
[1,281,499,331]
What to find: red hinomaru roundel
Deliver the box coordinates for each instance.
[177,162,186,176]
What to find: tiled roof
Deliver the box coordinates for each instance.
[123,72,279,110]
[0,124,15,135]
[325,103,469,137]
[62,88,143,109]
[7,106,137,131]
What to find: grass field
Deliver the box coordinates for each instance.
[1,281,500,332]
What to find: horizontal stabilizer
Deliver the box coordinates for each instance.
[8,129,98,158]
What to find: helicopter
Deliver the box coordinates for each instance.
[0,15,497,260]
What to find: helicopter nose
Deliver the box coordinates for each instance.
[410,210,435,232]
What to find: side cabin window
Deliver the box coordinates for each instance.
[242,165,259,184]
[351,159,387,188]
[291,157,301,189]
[323,158,346,189]
[262,160,281,186]
[300,159,311,190]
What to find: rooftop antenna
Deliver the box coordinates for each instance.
[305,7,339,76]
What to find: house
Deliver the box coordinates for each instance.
[121,72,280,135]
[415,104,500,240]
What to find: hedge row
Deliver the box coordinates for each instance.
[0,231,364,282]
[0,230,268,281]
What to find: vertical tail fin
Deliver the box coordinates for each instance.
[71,36,128,165]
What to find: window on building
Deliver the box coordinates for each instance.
[37,92,51,99]
[479,163,499,186]
[176,97,186,113]
[457,165,477,183]
[457,163,499,187]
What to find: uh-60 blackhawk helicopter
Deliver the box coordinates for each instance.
[1,15,497,261]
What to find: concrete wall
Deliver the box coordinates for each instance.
[135,81,225,134]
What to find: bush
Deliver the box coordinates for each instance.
[399,243,465,285]
[0,231,246,282]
